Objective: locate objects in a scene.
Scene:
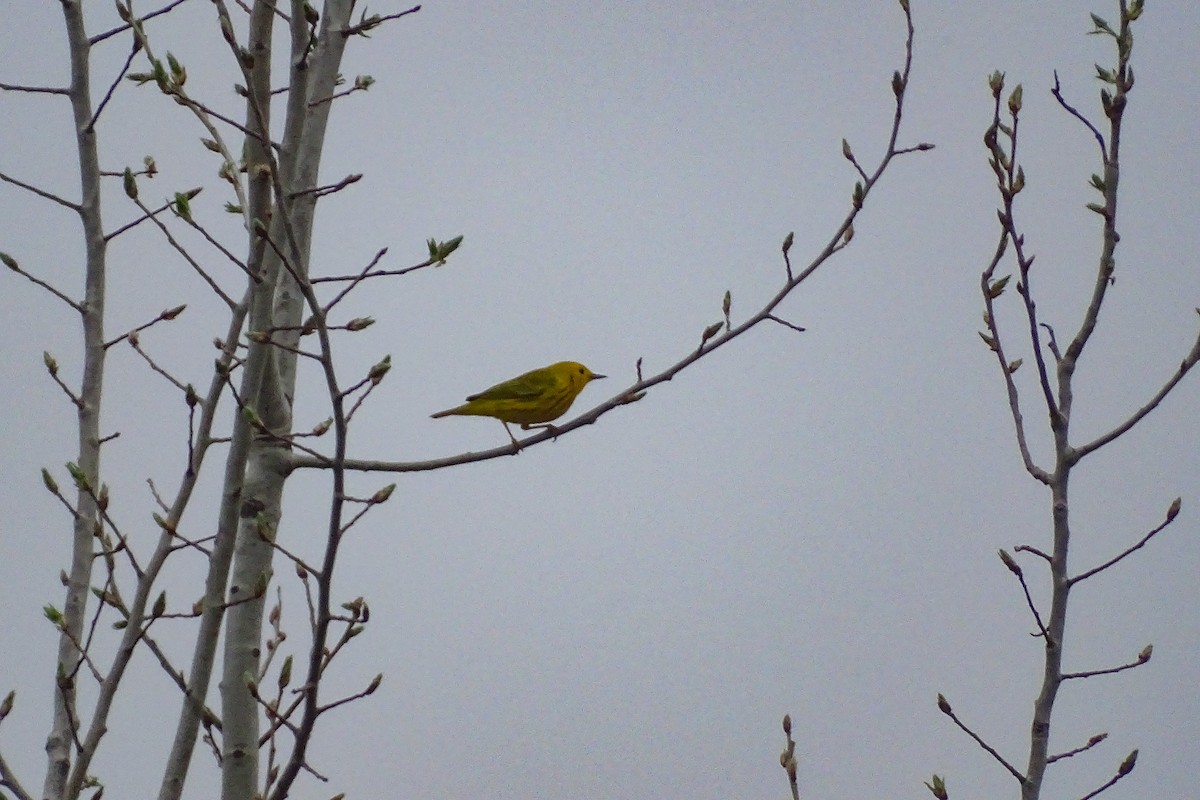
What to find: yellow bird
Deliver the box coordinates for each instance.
[431,361,606,446]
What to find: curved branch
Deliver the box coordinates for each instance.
[292,0,931,475]
[1072,323,1200,461]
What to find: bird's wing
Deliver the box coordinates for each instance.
[466,369,558,402]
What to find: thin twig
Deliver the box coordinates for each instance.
[1072,327,1200,461]
[1068,510,1177,586]
[1077,752,1138,800]
[1062,648,1151,680]
[87,41,140,131]
[766,315,806,335]
[132,198,238,309]
[1014,543,1051,563]
[4,259,83,312]
[128,338,191,394]
[104,197,176,241]
[937,696,1026,783]
[105,305,187,349]
[289,173,362,198]
[0,81,69,95]
[0,170,80,211]
[340,5,421,37]
[1050,71,1106,159]
[1047,732,1107,764]
[89,0,192,45]
[0,750,36,800]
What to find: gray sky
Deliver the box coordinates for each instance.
[2,2,1199,799]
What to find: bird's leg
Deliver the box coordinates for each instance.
[502,421,523,451]
[521,422,561,441]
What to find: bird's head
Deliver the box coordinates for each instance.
[558,361,606,388]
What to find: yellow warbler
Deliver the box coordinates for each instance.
[431,361,606,446]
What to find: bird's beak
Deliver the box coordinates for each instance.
[591,373,607,380]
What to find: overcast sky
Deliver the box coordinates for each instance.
[2,2,1199,799]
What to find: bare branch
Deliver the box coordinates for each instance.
[89,0,192,46]
[289,173,362,199]
[340,5,422,38]
[1078,750,1138,800]
[1068,500,1179,585]
[1013,543,1051,563]
[132,197,238,309]
[1063,645,1152,680]
[1051,70,1106,159]
[0,170,80,211]
[105,304,188,349]
[1073,326,1200,461]
[1047,732,1107,764]
[0,81,69,95]
[0,749,35,800]
[935,694,1026,784]
[87,40,141,131]
[127,336,191,394]
[294,0,929,472]
[998,549,1049,641]
[979,93,1055,483]
[105,197,176,241]
[3,255,84,312]
[316,672,382,715]
[766,314,807,335]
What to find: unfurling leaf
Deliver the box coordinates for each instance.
[987,274,1011,299]
[44,604,64,625]
[172,192,192,222]
[1089,13,1116,36]
[369,355,392,385]
[166,52,187,86]
[437,235,463,261]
